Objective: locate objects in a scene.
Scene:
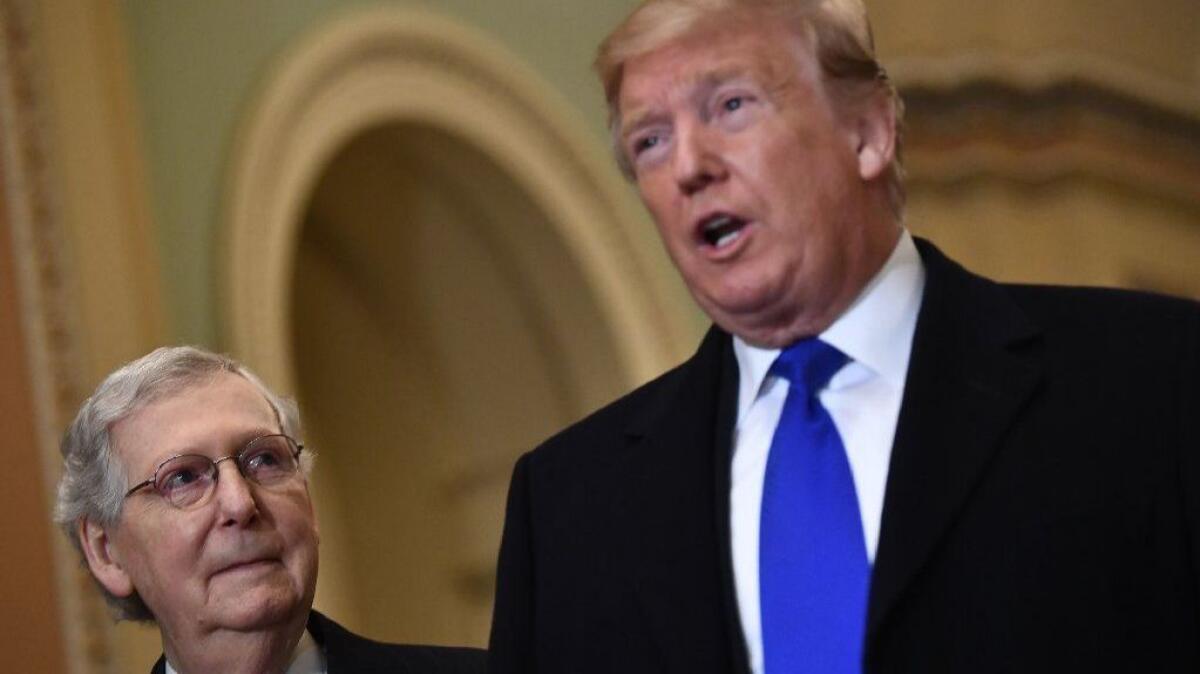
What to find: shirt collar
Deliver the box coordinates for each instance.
[165,626,325,674]
[732,230,926,424]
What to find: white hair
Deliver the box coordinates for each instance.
[54,345,308,621]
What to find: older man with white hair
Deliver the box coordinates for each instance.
[488,1,1200,673]
[57,346,485,674]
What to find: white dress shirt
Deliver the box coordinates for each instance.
[730,231,925,674]
[165,627,326,674]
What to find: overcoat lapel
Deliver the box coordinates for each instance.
[623,326,751,674]
[866,240,1044,648]
[609,239,1040,670]
[712,334,749,674]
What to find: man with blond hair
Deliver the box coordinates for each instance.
[489,1,1200,673]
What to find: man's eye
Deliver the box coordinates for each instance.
[162,469,201,490]
[633,134,660,155]
[245,449,282,471]
[722,96,744,112]
[168,470,197,485]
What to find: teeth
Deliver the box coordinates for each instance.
[701,214,745,247]
[705,215,733,234]
[715,229,741,248]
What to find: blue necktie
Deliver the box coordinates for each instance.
[760,338,869,674]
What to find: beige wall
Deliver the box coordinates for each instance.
[0,164,67,674]
[120,0,651,348]
[869,0,1200,86]
[867,0,1200,298]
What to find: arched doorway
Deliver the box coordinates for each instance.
[222,8,697,647]
[293,122,628,643]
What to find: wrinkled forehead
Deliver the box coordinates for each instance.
[611,6,813,90]
[111,372,280,470]
[616,17,816,121]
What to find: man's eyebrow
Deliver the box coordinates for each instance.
[697,65,751,89]
[163,427,281,459]
[620,66,754,139]
[234,427,283,446]
[619,107,663,141]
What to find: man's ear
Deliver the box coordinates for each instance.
[313,495,320,545]
[78,517,135,598]
[852,91,897,182]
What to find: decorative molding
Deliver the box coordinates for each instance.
[222,7,695,395]
[891,52,1200,122]
[0,1,108,672]
[893,53,1200,209]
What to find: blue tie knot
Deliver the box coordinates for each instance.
[770,338,848,396]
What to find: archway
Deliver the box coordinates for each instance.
[221,8,697,646]
[292,122,627,643]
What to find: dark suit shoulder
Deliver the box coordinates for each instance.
[1001,283,1199,359]
[147,614,485,674]
[915,236,1199,348]
[525,326,728,475]
[1004,282,1198,323]
[310,611,486,674]
[535,360,686,457]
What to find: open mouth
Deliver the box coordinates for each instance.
[698,213,749,249]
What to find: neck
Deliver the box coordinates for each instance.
[161,611,308,674]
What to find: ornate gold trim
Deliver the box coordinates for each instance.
[0,0,108,671]
[891,52,1200,122]
[894,54,1200,208]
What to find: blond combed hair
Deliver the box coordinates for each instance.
[595,0,905,217]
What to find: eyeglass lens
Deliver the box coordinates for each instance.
[153,435,300,508]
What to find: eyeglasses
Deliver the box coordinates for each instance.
[124,434,305,509]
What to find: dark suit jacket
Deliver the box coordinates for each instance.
[150,610,485,674]
[489,239,1200,673]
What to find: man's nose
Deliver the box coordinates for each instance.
[213,459,258,525]
[673,121,727,196]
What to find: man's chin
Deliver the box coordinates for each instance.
[206,586,306,632]
[706,301,826,348]
[699,287,791,340]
